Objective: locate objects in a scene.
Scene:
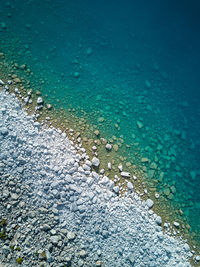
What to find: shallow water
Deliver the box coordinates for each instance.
[1,0,200,247]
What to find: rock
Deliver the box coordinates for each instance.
[86,47,93,55]
[0,79,5,86]
[0,127,8,136]
[155,216,162,225]
[14,87,19,94]
[105,144,112,150]
[100,169,105,174]
[74,72,80,78]
[65,256,72,263]
[94,130,100,136]
[113,144,119,152]
[50,235,60,245]
[67,231,75,240]
[42,224,51,231]
[46,104,52,110]
[98,117,105,123]
[1,22,7,29]
[146,199,154,209]
[50,229,57,235]
[79,250,86,258]
[100,176,109,185]
[108,162,111,170]
[174,222,180,228]
[2,245,9,256]
[137,121,143,129]
[141,157,149,163]
[118,164,123,172]
[183,244,190,252]
[163,188,170,197]
[113,185,119,194]
[127,182,133,191]
[92,157,100,167]
[46,250,52,263]
[39,207,48,213]
[13,78,21,83]
[150,162,157,169]
[195,256,200,262]
[121,172,130,178]
[11,193,19,200]
[129,256,135,264]
[37,97,43,105]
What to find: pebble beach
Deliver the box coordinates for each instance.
[0,80,199,266]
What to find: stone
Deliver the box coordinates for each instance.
[150,162,157,169]
[113,186,119,194]
[113,144,118,152]
[141,157,149,163]
[50,229,57,235]
[0,127,8,136]
[146,199,154,209]
[13,78,21,83]
[11,193,19,200]
[155,216,162,225]
[42,224,51,231]
[92,157,100,167]
[50,235,60,245]
[195,256,200,262]
[108,162,111,170]
[163,188,170,197]
[94,130,100,136]
[98,117,105,123]
[46,250,52,263]
[105,144,112,151]
[0,79,5,85]
[118,164,123,172]
[174,222,180,228]
[37,97,43,105]
[129,256,135,264]
[183,244,190,252]
[47,104,52,110]
[67,231,75,240]
[79,250,86,258]
[137,121,143,129]
[1,22,7,29]
[74,72,80,78]
[127,182,133,191]
[121,172,130,178]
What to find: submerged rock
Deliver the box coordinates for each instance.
[37,97,43,105]
[105,143,112,150]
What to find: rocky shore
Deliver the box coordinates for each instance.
[0,80,198,266]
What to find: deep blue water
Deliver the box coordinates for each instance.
[1,0,200,246]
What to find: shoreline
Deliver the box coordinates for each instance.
[0,51,200,252]
[0,78,199,265]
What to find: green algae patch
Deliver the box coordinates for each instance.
[0,218,7,227]
[0,229,7,240]
[16,257,23,264]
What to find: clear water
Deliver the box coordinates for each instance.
[1,0,200,247]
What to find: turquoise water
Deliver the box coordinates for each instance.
[1,0,200,246]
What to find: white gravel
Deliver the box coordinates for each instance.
[0,88,193,266]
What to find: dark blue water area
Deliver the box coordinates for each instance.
[1,0,200,244]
